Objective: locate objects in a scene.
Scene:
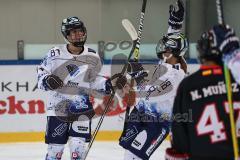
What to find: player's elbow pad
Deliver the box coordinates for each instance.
[165,148,189,160]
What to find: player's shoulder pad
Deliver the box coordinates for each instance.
[88,48,96,54]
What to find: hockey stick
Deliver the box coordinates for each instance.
[121,19,139,135]
[119,0,147,135]
[122,19,138,42]
[83,21,137,159]
[112,0,147,79]
[83,1,147,159]
[216,0,239,159]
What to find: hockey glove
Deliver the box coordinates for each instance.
[168,0,184,30]
[127,60,148,86]
[43,74,63,90]
[212,24,239,55]
[213,24,240,84]
[165,148,189,160]
[115,75,127,90]
[105,79,114,95]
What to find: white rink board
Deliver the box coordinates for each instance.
[0,64,199,132]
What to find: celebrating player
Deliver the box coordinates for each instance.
[119,0,188,159]
[165,24,240,159]
[37,16,113,160]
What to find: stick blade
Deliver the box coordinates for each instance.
[122,19,138,41]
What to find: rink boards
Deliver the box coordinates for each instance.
[0,63,200,143]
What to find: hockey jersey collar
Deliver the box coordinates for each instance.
[200,65,223,76]
[172,63,181,70]
[65,44,85,56]
[200,65,221,70]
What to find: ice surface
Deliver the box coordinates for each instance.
[0,141,170,160]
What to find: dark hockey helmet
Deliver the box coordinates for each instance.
[197,31,221,64]
[156,32,188,59]
[61,16,87,47]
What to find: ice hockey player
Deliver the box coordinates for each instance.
[165,24,240,160]
[119,0,188,159]
[37,16,113,160]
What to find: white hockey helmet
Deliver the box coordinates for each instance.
[156,32,188,59]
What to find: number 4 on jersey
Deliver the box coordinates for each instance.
[196,103,226,143]
[196,102,240,143]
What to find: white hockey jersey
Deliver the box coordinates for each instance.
[37,44,107,116]
[133,26,186,119]
[134,62,185,119]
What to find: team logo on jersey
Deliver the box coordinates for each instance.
[52,123,68,137]
[66,64,79,76]
[78,96,89,109]
[69,97,89,113]
[121,126,138,142]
